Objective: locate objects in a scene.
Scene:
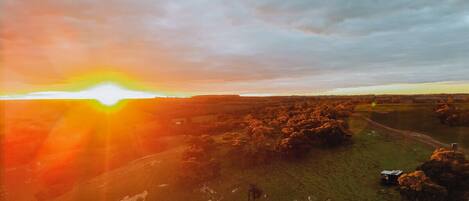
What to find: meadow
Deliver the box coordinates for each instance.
[356,103,469,148]
[55,106,434,201]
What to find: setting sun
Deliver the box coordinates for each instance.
[0,82,158,106]
[80,83,154,106]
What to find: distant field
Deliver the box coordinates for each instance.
[356,103,469,148]
[54,116,433,201]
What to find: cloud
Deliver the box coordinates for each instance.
[320,81,469,95]
[249,0,469,35]
[1,0,469,95]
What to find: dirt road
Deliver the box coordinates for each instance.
[354,114,468,155]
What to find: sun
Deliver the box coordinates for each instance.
[77,83,157,106]
[0,82,159,106]
[87,84,127,106]
[83,84,137,106]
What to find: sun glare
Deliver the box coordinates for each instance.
[0,82,158,106]
[85,84,138,106]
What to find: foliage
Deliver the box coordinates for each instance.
[398,171,447,201]
[399,147,469,201]
[227,101,355,163]
[434,101,469,126]
[178,135,220,185]
[277,131,311,157]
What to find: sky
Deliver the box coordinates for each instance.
[1,0,469,96]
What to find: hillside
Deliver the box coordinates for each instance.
[51,116,433,201]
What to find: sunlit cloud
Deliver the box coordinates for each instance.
[320,81,469,95]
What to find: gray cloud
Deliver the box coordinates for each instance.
[1,0,469,94]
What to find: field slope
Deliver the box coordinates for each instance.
[54,116,433,201]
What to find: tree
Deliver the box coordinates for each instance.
[277,131,311,158]
[434,101,469,126]
[400,147,469,201]
[226,101,355,165]
[398,171,447,201]
[308,119,352,146]
[178,135,220,185]
[417,148,469,200]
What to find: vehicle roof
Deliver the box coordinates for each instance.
[380,170,403,175]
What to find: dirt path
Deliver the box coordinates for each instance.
[353,114,468,155]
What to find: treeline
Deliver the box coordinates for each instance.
[434,101,469,126]
[177,101,356,185]
[398,148,469,201]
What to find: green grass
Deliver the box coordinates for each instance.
[357,103,469,148]
[55,116,433,201]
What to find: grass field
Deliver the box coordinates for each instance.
[54,116,433,201]
[356,103,469,148]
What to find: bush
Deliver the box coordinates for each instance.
[307,119,352,146]
[398,171,447,201]
[402,147,469,201]
[277,131,311,158]
[418,148,469,199]
[434,102,469,126]
[178,135,220,185]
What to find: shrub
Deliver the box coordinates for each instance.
[277,131,311,158]
[178,135,220,185]
[418,148,469,199]
[398,171,447,201]
[402,147,469,201]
